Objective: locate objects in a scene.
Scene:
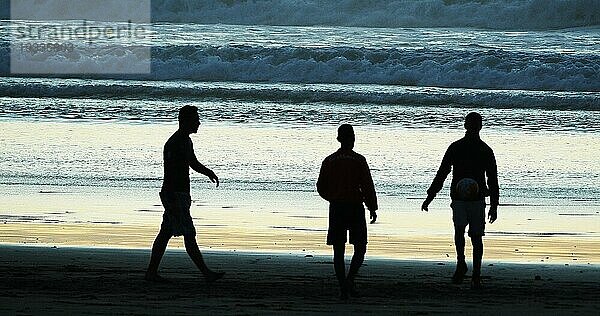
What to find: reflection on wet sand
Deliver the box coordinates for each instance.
[1,223,597,264]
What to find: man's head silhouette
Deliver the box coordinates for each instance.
[464,112,483,133]
[337,124,355,149]
[179,105,200,134]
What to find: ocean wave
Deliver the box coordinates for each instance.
[1,79,598,111]
[4,0,596,30]
[150,45,600,91]
[3,44,599,92]
[150,0,600,30]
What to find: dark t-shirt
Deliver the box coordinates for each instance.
[427,134,499,205]
[317,148,378,211]
[161,130,196,193]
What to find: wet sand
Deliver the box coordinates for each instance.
[0,245,598,315]
[1,222,598,264]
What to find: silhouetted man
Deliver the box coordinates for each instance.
[317,124,378,299]
[421,112,498,289]
[146,105,224,283]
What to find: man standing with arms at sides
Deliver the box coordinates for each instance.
[146,105,224,283]
[317,124,378,300]
[421,112,499,289]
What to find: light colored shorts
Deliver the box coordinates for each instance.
[451,200,486,237]
[159,191,196,237]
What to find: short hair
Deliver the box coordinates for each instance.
[337,124,355,142]
[464,112,482,132]
[178,105,198,125]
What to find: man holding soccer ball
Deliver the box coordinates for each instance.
[421,112,499,289]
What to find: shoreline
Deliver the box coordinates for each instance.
[1,222,598,265]
[1,244,598,315]
[2,242,598,268]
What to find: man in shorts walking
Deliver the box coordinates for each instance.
[421,112,499,289]
[317,124,378,299]
[145,105,224,283]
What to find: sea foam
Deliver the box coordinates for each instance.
[2,44,598,92]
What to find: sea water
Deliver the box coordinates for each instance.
[0,0,598,254]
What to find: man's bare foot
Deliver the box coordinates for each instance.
[452,261,468,284]
[339,289,349,300]
[346,279,361,298]
[471,275,482,290]
[144,272,171,283]
[205,271,225,283]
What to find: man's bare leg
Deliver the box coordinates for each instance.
[452,225,468,284]
[471,235,483,289]
[346,243,366,297]
[332,243,348,299]
[146,228,171,281]
[184,236,224,282]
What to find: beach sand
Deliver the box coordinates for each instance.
[0,245,598,315]
[1,222,598,264]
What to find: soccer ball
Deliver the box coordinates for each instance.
[456,178,479,200]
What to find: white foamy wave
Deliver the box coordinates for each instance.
[151,0,600,30]
[2,44,599,92]
[150,45,600,91]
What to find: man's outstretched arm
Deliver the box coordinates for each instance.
[189,146,219,187]
[422,147,452,211]
[190,159,219,187]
